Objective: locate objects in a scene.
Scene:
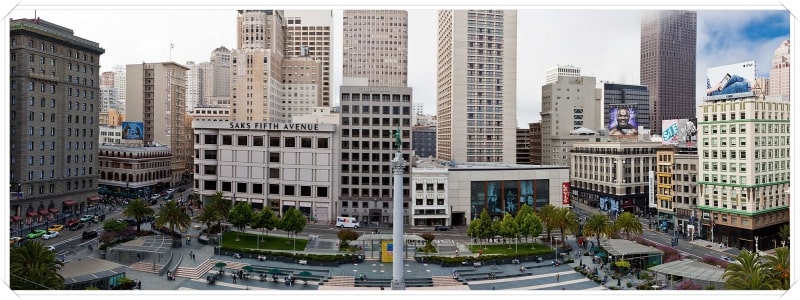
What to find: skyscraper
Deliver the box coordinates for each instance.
[285,10,332,107]
[436,10,517,163]
[185,61,202,112]
[9,18,104,232]
[640,10,697,135]
[768,39,790,99]
[342,10,408,87]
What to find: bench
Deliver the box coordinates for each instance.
[298,260,308,265]
[473,262,482,267]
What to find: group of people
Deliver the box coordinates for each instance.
[166,271,176,281]
[358,273,369,282]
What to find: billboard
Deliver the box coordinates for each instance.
[381,240,393,263]
[561,182,570,205]
[608,106,638,136]
[121,122,144,140]
[706,61,756,97]
[661,118,698,148]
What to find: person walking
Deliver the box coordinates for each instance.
[556,273,560,282]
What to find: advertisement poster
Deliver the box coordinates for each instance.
[504,180,518,213]
[486,181,501,213]
[661,118,698,148]
[705,61,756,97]
[608,106,638,136]
[381,240,393,263]
[561,182,571,205]
[121,121,144,140]
[520,180,534,208]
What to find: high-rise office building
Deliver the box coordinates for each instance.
[9,18,105,232]
[697,95,789,250]
[125,62,190,185]
[529,122,542,165]
[516,127,531,165]
[112,65,126,106]
[436,10,517,163]
[285,10,332,107]
[237,10,286,54]
[640,10,697,135]
[185,61,203,112]
[540,66,601,166]
[769,39,790,99]
[281,57,322,119]
[342,10,408,87]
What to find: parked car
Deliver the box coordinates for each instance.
[42,231,60,240]
[177,187,186,192]
[166,188,176,194]
[80,215,95,223]
[434,225,452,231]
[165,194,174,201]
[721,256,738,263]
[150,194,161,200]
[66,218,81,227]
[46,245,56,252]
[150,198,158,205]
[82,230,98,239]
[10,237,23,246]
[68,222,85,231]
[47,224,64,232]
[26,229,47,239]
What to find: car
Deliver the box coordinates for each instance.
[47,224,64,232]
[46,245,56,252]
[80,215,95,223]
[164,194,174,201]
[42,231,59,240]
[177,187,186,192]
[66,218,81,227]
[10,236,23,246]
[82,230,98,239]
[721,256,737,263]
[26,229,47,239]
[434,225,452,231]
[68,223,85,231]
[151,194,161,200]
[150,198,158,205]
[166,188,176,194]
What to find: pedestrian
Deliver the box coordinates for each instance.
[137,253,142,261]
[232,273,237,284]
[137,280,142,290]
[556,273,560,282]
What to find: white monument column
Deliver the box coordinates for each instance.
[391,130,406,290]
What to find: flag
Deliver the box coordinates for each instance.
[170,43,174,49]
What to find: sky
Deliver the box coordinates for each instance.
[6,6,790,126]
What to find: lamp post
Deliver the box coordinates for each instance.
[781,240,786,248]
[754,236,759,254]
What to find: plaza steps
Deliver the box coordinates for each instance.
[173,259,249,279]
[323,276,355,287]
[129,261,163,274]
[431,275,463,287]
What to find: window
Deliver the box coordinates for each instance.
[269,184,280,194]
[221,181,232,192]
[204,134,217,144]
[284,137,296,148]
[317,186,328,197]
[269,136,281,147]
[269,168,280,179]
[237,182,247,193]
[253,136,264,146]
[284,185,295,196]
[301,137,312,148]
[252,184,263,195]
[301,186,312,197]
[222,135,232,145]
[237,135,248,146]
[204,150,217,160]
[269,152,280,163]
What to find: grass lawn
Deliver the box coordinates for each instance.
[468,242,553,256]
[221,231,308,251]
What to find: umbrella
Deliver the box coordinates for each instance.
[297,271,312,284]
[215,262,227,273]
[594,252,607,257]
[268,268,282,275]
[243,266,254,272]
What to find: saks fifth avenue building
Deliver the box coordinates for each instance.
[192,120,339,224]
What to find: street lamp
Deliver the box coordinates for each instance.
[781,240,786,248]
[754,236,759,254]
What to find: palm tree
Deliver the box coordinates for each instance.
[582,213,614,247]
[550,207,579,246]
[10,241,65,290]
[206,191,232,231]
[613,212,643,240]
[155,200,192,244]
[723,250,772,290]
[123,198,154,232]
[196,207,217,239]
[537,204,557,242]
[763,247,790,290]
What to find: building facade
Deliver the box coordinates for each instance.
[97,144,172,199]
[540,72,601,166]
[342,10,408,87]
[285,10,332,107]
[281,57,322,120]
[516,127,531,164]
[9,18,104,234]
[768,39,790,99]
[338,86,413,225]
[570,141,659,216]
[99,125,123,144]
[654,146,699,238]
[189,106,233,122]
[600,82,650,133]
[192,121,339,223]
[125,62,190,186]
[529,122,542,165]
[640,10,697,135]
[696,96,790,251]
[410,167,449,226]
[412,125,437,159]
[436,10,517,163]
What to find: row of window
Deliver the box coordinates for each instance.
[197,134,330,148]
[13,179,93,199]
[199,180,329,198]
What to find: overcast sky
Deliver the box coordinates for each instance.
[5,4,792,126]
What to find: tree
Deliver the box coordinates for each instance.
[10,241,64,290]
[196,208,217,239]
[103,219,128,233]
[123,198,154,232]
[613,211,643,240]
[279,208,307,241]
[337,229,361,247]
[521,213,544,249]
[250,208,279,244]
[550,207,579,246]
[537,204,557,242]
[476,208,493,248]
[467,217,482,243]
[515,204,534,242]
[206,191,232,231]
[228,201,255,241]
[155,200,192,240]
[763,247,790,290]
[778,224,790,244]
[582,213,614,247]
[498,213,518,248]
[723,250,773,290]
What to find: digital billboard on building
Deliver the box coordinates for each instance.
[661,118,698,148]
[608,106,638,136]
[705,60,756,98]
[121,122,144,140]
[561,182,570,205]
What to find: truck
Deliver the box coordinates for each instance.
[335,217,361,229]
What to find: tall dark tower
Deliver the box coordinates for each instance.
[640,10,696,135]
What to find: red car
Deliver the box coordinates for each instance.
[65,218,80,227]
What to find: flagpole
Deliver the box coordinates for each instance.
[170,43,174,61]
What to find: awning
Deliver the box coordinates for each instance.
[63,200,77,206]
[87,196,100,202]
[49,208,59,213]
[26,211,39,217]
[39,209,49,215]
[11,216,23,222]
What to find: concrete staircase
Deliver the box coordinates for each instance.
[322,276,355,287]
[129,261,163,274]
[431,275,463,287]
[173,259,249,279]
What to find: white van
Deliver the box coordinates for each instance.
[335,217,360,229]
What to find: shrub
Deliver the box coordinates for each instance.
[675,280,702,290]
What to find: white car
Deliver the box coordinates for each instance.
[46,245,56,252]
[166,188,176,194]
[42,231,59,240]
[151,194,160,200]
[720,256,737,263]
